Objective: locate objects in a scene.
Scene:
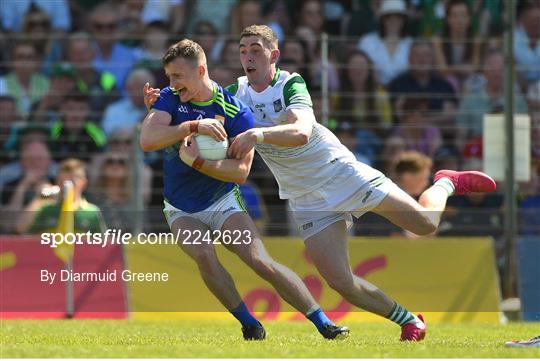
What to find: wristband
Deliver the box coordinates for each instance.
[253,128,264,143]
[189,121,199,133]
[192,156,205,170]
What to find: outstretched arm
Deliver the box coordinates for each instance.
[228,108,314,159]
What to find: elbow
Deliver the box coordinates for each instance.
[139,137,155,152]
[294,131,310,146]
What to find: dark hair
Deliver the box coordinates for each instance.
[162,39,206,66]
[340,49,378,128]
[378,13,408,38]
[64,91,89,104]
[442,0,474,66]
[59,158,87,178]
[240,24,278,49]
[402,97,429,114]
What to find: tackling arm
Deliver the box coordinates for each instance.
[139,110,196,151]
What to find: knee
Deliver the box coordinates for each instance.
[412,214,438,235]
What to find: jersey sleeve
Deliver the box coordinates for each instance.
[226,105,254,138]
[283,75,313,110]
[151,87,177,116]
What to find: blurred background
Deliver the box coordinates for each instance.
[0,0,538,304]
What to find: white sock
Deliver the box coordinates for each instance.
[406,314,425,328]
[434,177,455,196]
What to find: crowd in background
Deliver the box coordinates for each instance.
[0,0,539,249]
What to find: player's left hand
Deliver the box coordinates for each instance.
[228,130,256,159]
[143,82,161,110]
[179,135,200,166]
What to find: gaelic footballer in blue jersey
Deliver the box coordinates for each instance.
[140,39,348,341]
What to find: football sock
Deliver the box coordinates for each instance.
[387,302,422,327]
[230,302,260,327]
[434,177,455,196]
[306,307,335,332]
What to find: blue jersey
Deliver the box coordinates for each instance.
[152,82,254,213]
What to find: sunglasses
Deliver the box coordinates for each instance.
[105,158,127,166]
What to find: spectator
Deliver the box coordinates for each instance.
[185,0,235,34]
[15,158,106,235]
[88,152,139,233]
[230,0,263,36]
[66,32,120,122]
[88,3,137,91]
[192,20,222,64]
[0,41,49,117]
[358,0,412,86]
[20,7,62,74]
[50,92,106,162]
[333,121,376,166]
[432,0,482,92]
[31,62,77,123]
[387,40,457,148]
[0,0,70,33]
[336,49,392,133]
[2,123,50,165]
[391,150,433,198]
[456,50,528,148]
[381,97,443,167]
[211,65,236,89]
[133,21,171,67]
[0,95,23,161]
[280,39,311,85]
[101,68,155,136]
[117,0,145,48]
[141,0,185,34]
[514,1,540,88]
[220,39,244,79]
[1,140,55,226]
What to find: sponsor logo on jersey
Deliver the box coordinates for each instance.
[302,222,313,230]
[273,99,283,112]
[178,105,188,113]
[255,103,265,109]
[193,108,206,115]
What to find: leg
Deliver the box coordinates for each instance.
[171,216,242,310]
[304,220,395,316]
[371,182,448,236]
[221,212,318,314]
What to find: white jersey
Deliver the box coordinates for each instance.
[227,69,356,199]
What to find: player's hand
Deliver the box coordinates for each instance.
[196,118,227,141]
[143,82,160,110]
[179,135,199,166]
[228,130,257,159]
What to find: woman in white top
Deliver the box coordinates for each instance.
[357,0,412,86]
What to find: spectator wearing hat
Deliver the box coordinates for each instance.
[50,92,106,163]
[0,95,23,162]
[0,0,70,33]
[0,41,49,118]
[358,0,412,86]
[66,32,120,123]
[101,68,155,136]
[30,62,77,123]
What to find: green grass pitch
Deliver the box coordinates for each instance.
[1,319,539,358]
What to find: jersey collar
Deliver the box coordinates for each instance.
[271,68,281,87]
[189,82,218,106]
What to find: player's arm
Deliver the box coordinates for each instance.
[179,136,254,184]
[140,111,227,151]
[139,109,196,151]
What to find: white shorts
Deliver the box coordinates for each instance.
[163,187,246,231]
[289,161,394,239]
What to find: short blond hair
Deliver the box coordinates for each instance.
[240,25,278,49]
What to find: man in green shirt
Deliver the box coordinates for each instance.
[18,158,106,234]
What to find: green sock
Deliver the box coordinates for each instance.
[387,302,415,326]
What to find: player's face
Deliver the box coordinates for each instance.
[164,57,203,103]
[239,36,277,87]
